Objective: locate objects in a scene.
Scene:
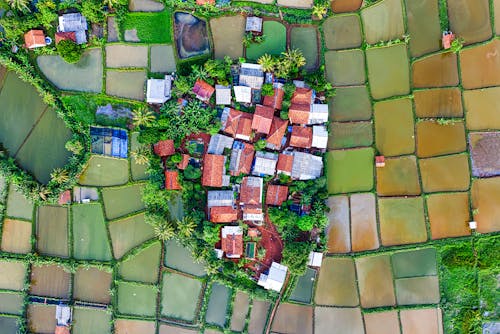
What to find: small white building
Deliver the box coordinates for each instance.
[309,104,329,124]
[239,63,264,89]
[215,85,232,105]
[245,16,263,33]
[234,86,252,104]
[258,262,288,292]
[291,151,323,180]
[58,13,88,44]
[308,251,323,267]
[146,75,172,104]
[56,304,72,326]
[312,125,328,149]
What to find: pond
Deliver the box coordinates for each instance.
[205,283,231,327]
[210,15,245,59]
[174,12,210,59]
[427,193,471,239]
[246,21,286,61]
[290,26,319,71]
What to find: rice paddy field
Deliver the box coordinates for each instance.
[0,1,499,333]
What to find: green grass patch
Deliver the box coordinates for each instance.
[392,248,437,278]
[117,281,157,317]
[101,184,145,220]
[0,291,24,315]
[79,155,129,187]
[72,307,111,334]
[108,213,155,259]
[121,10,172,43]
[326,148,374,194]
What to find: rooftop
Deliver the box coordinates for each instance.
[290,126,313,149]
[215,85,232,105]
[210,206,238,223]
[252,105,274,135]
[262,88,285,110]
[266,185,289,206]
[193,79,215,102]
[246,16,263,32]
[277,153,294,175]
[240,176,263,205]
[24,30,46,49]
[266,117,288,150]
[291,87,313,105]
[165,170,181,190]
[252,151,278,176]
[223,108,253,141]
[229,141,255,176]
[291,151,323,180]
[146,75,172,104]
[154,139,175,157]
[221,226,244,258]
[202,154,226,187]
[289,103,311,125]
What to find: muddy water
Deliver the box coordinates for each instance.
[331,0,362,13]
[325,49,366,86]
[416,120,466,158]
[210,16,245,59]
[350,193,379,252]
[355,255,396,308]
[174,12,210,59]
[419,154,470,192]
[374,98,415,156]
[448,0,492,45]
[412,52,459,88]
[326,196,351,253]
[414,88,463,118]
[323,15,362,50]
[404,0,441,57]
[460,39,500,89]
[378,197,427,246]
[74,267,112,304]
[464,87,500,130]
[426,192,471,239]
[469,132,500,177]
[471,177,500,233]
[366,44,410,99]
[361,0,405,44]
[376,156,421,196]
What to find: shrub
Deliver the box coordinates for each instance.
[56,40,83,64]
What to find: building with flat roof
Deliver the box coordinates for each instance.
[258,262,288,292]
[146,75,172,104]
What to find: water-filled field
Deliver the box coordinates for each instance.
[323,15,362,50]
[376,156,421,196]
[174,12,210,59]
[205,283,230,327]
[271,303,313,334]
[117,281,157,316]
[403,0,441,57]
[361,0,404,44]
[102,183,145,219]
[161,271,203,321]
[109,213,155,259]
[230,292,250,331]
[427,193,471,239]
[329,86,371,121]
[246,21,287,60]
[29,264,70,298]
[290,26,319,71]
[72,307,112,334]
[315,257,358,306]
[74,266,112,304]
[79,155,129,186]
[414,88,463,118]
[36,205,68,257]
[119,241,162,283]
[210,15,245,59]
[412,52,459,88]
[1,219,32,254]
[325,49,365,86]
[327,148,374,194]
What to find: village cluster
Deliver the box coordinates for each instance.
[150,61,327,292]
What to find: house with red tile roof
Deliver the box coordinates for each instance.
[266,185,289,206]
[263,88,284,110]
[266,117,288,150]
[210,206,238,223]
[442,31,455,49]
[289,103,311,125]
[223,108,254,141]
[251,105,274,135]
[24,30,46,49]
[277,153,294,176]
[221,226,243,258]
[58,190,71,206]
[202,154,229,187]
[197,0,215,4]
[177,154,190,170]
[240,176,263,205]
[193,79,215,102]
[55,31,76,44]
[154,139,175,157]
[290,126,313,149]
[291,87,313,105]
[165,170,181,190]
[229,141,255,176]
[243,206,264,222]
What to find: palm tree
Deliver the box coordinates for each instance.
[7,0,30,12]
[132,106,156,128]
[282,48,306,71]
[177,216,197,238]
[153,221,175,241]
[312,3,328,19]
[50,168,69,184]
[131,145,150,165]
[257,54,276,73]
[102,0,120,9]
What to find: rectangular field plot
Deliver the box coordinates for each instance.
[79,155,129,186]
[210,16,245,59]
[419,154,470,192]
[106,70,146,101]
[0,260,27,291]
[416,121,466,158]
[29,264,70,299]
[205,283,231,327]
[329,86,371,122]
[161,272,203,322]
[427,193,471,239]
[448,0,492,45]
[115,319,156,334]
[395,276,440,305]
[248,300,271,334]
[74,266,112,304]
[164,240,206,276]
[109,213,155,259]
[464,87,500,130]
[0,315,18,333]
[27,304,56,334]
[472,177,500,233]
[364,310,400,334]
[6,186,33,220]
[102,184,145,220]
[1,219,32,254]
[392,248,437,278]
[159,324,199,334]
[315,257,358,306]
[325,196,350,253]
[327,148,374,194]
[230,291,250,332]
[404,0,441,57]
[105,44,148,68]
[72,204,113,261]
[271,303,313,334]
[323,15,362,50]
[361,0,404,44]
[378,197,427,246]
[289,267,316,304]
[325,49,365,86]
[290,26,319,71]
[36,205,68,257]
[412,52,459,88]
[414,88,463,118]
[376,156,420,196]
[469,132,500,178]
[460,40,500,89]
[72,307,112,334]
[0,291,24,315]
[117,281,157,316]
[328,121,373,149]
[315,307,364,334]
[400,308,443,334]
[118,241,161,283]
[150,44,176,73]
[355,255,395,308]
[350,193,379,252]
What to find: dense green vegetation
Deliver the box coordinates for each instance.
[119,10,172,43]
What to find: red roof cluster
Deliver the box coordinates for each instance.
[266,117,288,149]
[240,177,262,205]
[55,32,76,44]
[154,139,175,157]
[290,126,312,148]
[193,79,215,102]
[196,0,215,4]
[165,170,181,190]
[221,232,243,258]
[251,105,274,135]
[210,206,238,223]
[224,108,253,140]
[277,154,294,175]
[289,103,310,125]
[231,142,255,176]
[266,185,289,206]
[202,154,225,187]
[263,88,284,110]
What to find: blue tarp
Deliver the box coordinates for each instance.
[90,126,128,158]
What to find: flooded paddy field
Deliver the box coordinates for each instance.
[464,87,500,130]
[376,156,421,196]
[247,21,287,60]
[325,49,365,86]
[350,193,379,252]
[0,260,27,291]
[355,254,395,308]
[109,213,154,259]
[271,303,313,334]
[29,264,70,298]
[5,187,33,220]
[427,193,471,239]
[72,307,112,334]
[105,69,147,100]
[363,310,400,334]
[105,44,148,68]
[419,153,470,192]
[115,319,156,334]
[460,40,500,89]
[315,257,358,306]
[315,307,364,334]
[117,281,157,316]
[210,15,245,59]
[0,291,23,315]
[36,205,68,257]
[400,308,443,334]
[289,267,316,304]
[329,121,373,149]
[472,177,500,233]
[164,239,206,276]
[247,299,271,334]
[1,218,32,254]
[102,183,145,219]
[229,292,250,331]
[366,44,409,99]
[150,45,177,73]
[73,266,112,304]
[327,148,374,194]
[27,304,56,333]
[325,196,350,253]
[290,26,319,71]
[118,241,161,283]
[331,0,362,13]
[469,132,500,177]
[361,0,404,44]
[414,88,463,118]
[415,121,466,158]
[161,271,203,321]
[205,283,230,327]
[395,276,440,305]
[448,0,492,45]
[329,86,372,121]
[323,14,362,50]
[404,0,441,57]
[174,12,210,59]
[79,155,129,186]
[392,248,437,278]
